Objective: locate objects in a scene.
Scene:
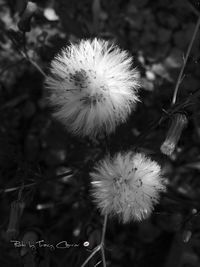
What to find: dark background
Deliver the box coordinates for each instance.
[0,0,200,266]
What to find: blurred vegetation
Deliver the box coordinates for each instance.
[0,0,200,266]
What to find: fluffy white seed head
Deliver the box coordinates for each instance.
[45,38,140,137]
[90,152,166,223]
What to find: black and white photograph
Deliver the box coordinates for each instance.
[0,0,200,266]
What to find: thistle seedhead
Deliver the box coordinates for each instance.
[45,38,140,137]
[90,152,166,223]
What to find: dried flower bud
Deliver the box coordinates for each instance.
[20,230,39,257]
[160,113,188,156]
[182,229,192,243]
[18,2,38,32]
[6,200,25,240]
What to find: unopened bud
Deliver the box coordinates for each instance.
[6,201,25,240]
[161,113,188,156]
[182,229,192,243]
[18,2,38,32]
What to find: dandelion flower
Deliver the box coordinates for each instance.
[45,38,140,137]
[90,152,166,223]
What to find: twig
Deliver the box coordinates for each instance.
[94,260,102,267]
[5,30,47,78]
[80,214,108,267]
[20,50,47,78]
[3,183,36,194]
[171,14,200,105]
[80,245,101,267]
[186,0,200,17]
[1,170,74,194]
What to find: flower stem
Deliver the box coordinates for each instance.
[80,245,101,267]
[101,213,108,246]
[80,214,108,267]
[101,246,106,267]
[20,50,47,78]
[100,214,108,267]
[172,14,200,105]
